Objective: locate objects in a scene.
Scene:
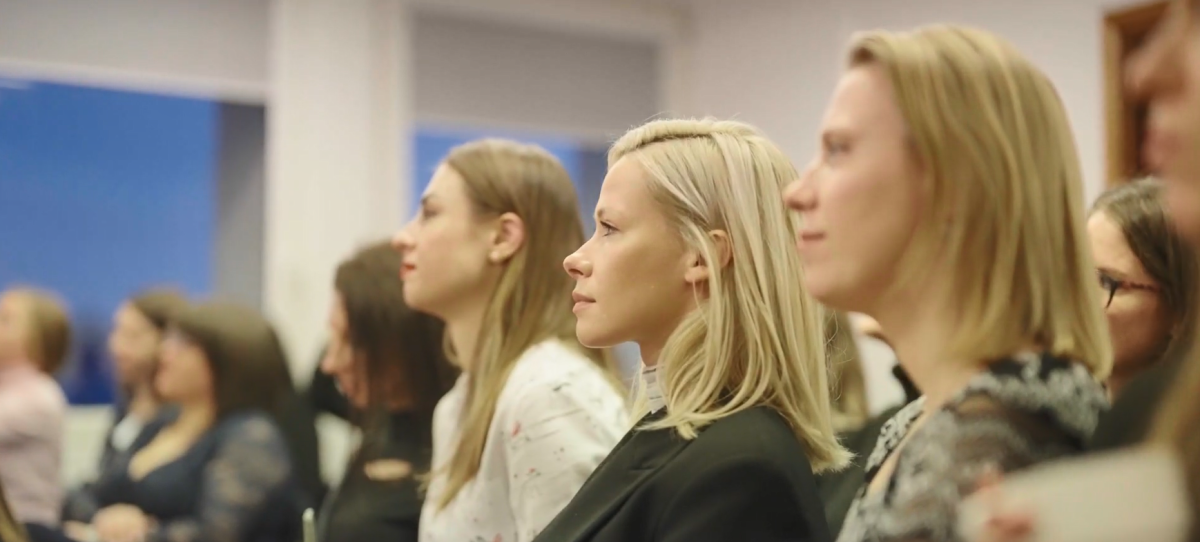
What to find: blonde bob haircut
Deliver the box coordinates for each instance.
[613,118,849,472]
[433,139,625,509]
[848,26,1112,377]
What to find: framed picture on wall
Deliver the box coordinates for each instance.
[1103,1,1168,187]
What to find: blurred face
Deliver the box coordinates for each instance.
[563,157,698,361]
[0,292,30,364]
[1130,0,1200,240]
[784,65,925,313]
[320,293,368,409]
[1088,211,1172,377]
[392,164,500,321]
[107,304,161,385]
[154,330,214,404]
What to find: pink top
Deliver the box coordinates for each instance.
[0,363,66,525]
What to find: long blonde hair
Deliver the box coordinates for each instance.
[434,139,623,509]
[614,118,849,472]
[826,310,869,432]
[849,26,1113,376]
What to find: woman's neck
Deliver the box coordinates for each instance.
[873,292,984,413]
[126,380,160,418]
[639,344,661,367]
[172,400,216,434]
[446,302,488,373]
[1106,369,1136,400]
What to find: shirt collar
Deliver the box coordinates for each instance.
[641,364,666,415]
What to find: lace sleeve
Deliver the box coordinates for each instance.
[882,395,1077,542]
[146,415,292,542]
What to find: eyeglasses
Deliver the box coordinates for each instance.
[1098,271,1159,308]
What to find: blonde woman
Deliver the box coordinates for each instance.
[784,26,1111,541]
[532,118,848,542]
[979,1,1200,539]
[392,140,628,542]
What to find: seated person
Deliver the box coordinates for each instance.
[1085,179,1199,450]
[65,302,301,542]
[0,288,69,529]
[63,289,188,522]
[314,241,458,542]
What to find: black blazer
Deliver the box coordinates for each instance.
[316,413,429,542]
[532,407,832,542]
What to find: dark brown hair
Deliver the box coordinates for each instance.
[1092,178,1199,363]
[170,302,293,420]
[334,241,456,446]
[129,288,189,332]
[11,287,72,375]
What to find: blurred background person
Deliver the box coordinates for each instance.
[393,139,628,542]
[65,302,301,542]
[62,289,188,523]
[1089,178,1196,397]
[314,241,457,542]
[786,26,1111,542]
[1088,178,1198,450]
[979,1,1200,539]
[0,287,71,529]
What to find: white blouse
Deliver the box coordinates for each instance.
[419,339,629,542]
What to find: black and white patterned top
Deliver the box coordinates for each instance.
[836,351,1109,542]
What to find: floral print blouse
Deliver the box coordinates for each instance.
[419,340,629,542]
[836,352,1109,542]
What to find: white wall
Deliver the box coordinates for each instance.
[674,0,1134,202]
[0,0,268,102]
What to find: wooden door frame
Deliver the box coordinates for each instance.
[1104,0,1168,187]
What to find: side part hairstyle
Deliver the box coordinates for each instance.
[612,118,849,472]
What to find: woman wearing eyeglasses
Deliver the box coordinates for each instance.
[1088,178,1198,401]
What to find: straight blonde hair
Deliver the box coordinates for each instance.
[433,139,624,509]
[849,26,1113,376]
[826,310,869,432]
[613,119,849,472]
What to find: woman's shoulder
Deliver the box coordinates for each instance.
[682,407,814,472]
[504,339,620,398]
[493,339,627,429]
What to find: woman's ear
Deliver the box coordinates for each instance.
[683,230,732,285]
[488,212,526,263]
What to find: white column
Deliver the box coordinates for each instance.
[264,0,411,382]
